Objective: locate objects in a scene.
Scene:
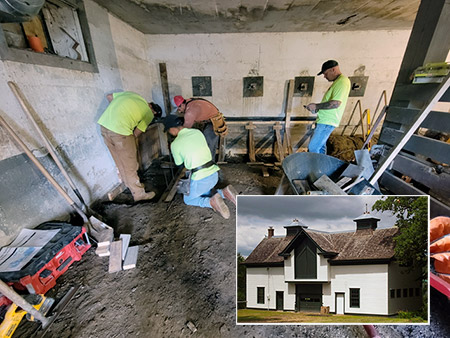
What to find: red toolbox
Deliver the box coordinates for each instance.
[0,222,91,294]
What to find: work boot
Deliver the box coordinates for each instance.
[133,190,156,202]
[210,193,230,219]
[223,185,238,206]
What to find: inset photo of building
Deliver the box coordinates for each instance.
[236,195,429,324]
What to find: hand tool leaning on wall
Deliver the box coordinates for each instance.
[7,81,96,218]
[0,111,112,244]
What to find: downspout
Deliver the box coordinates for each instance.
[267,267,270,310]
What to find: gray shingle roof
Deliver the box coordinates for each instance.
[243,227,398,265]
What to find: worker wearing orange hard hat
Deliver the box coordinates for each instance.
[173,95,227,161]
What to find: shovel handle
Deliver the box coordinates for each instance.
[0,112,82,215]
[0,279,50,326]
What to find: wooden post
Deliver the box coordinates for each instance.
[218,135,226,163]
[273,122,284,162]
[245,122,256,162]
[159,63,171,116]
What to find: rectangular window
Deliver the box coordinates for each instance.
[415,287,420,297]
[257,287,265,304]
[403,288,408,297]
[0,0,97,72]
[390,289,395,298]
[396,289,401,298]
[409,288,413,297]
[350,288,360,308]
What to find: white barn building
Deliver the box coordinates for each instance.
[243,214,422,315]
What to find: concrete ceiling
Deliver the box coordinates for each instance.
[92,0,421,34]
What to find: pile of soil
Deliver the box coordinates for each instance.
[12,163,449,337]
[327,135,364,161]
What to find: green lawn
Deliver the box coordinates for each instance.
[237,309,427,323]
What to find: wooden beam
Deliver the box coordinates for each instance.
[159,63,171,116]
[162,168,186,203]
[273,122,284,161]
[109,240,123,273]
[245,122,256,162]
[218,135,226,163]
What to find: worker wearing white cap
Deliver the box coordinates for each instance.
[305,60,351,154]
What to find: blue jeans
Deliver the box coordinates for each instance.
[308,124,335,154]
[183,172,224,208]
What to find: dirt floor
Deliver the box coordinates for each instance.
[13,163,450,338]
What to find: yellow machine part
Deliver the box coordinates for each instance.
[0,294,51,338]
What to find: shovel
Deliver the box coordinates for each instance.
[0,112,113,245]
[8,81,91,214]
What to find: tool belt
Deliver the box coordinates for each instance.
[210,113,228,137]
[176,161,215,195]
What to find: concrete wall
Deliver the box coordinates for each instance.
[0,0,154,246]
[146,30,411,136]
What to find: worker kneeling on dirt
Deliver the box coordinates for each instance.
[305,60,351,154]
[173,95,227,161]
[98,91,162,202]
[163,115,236,219]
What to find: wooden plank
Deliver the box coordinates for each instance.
[163,168,186,203]
[95,244,110,257]
[379,127,450,164]
[107,183,126,201]
[22,16,48,49]
[108,240,122,273]
[379,171,450,218]
[218,135,226,163]
[313,175,347,195]
[123,246,139,270]
[273,122,284,161]
[391,154,450,194]
[159,63,171,115]
[120,234,131,260]
[283,79,294,155]
[245,122,256,162]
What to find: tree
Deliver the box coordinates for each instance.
[372,196,428,277]
[237,253,246,304]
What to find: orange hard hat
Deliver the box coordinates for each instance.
[174,95,185,107]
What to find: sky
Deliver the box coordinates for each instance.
[236,195,400,257]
